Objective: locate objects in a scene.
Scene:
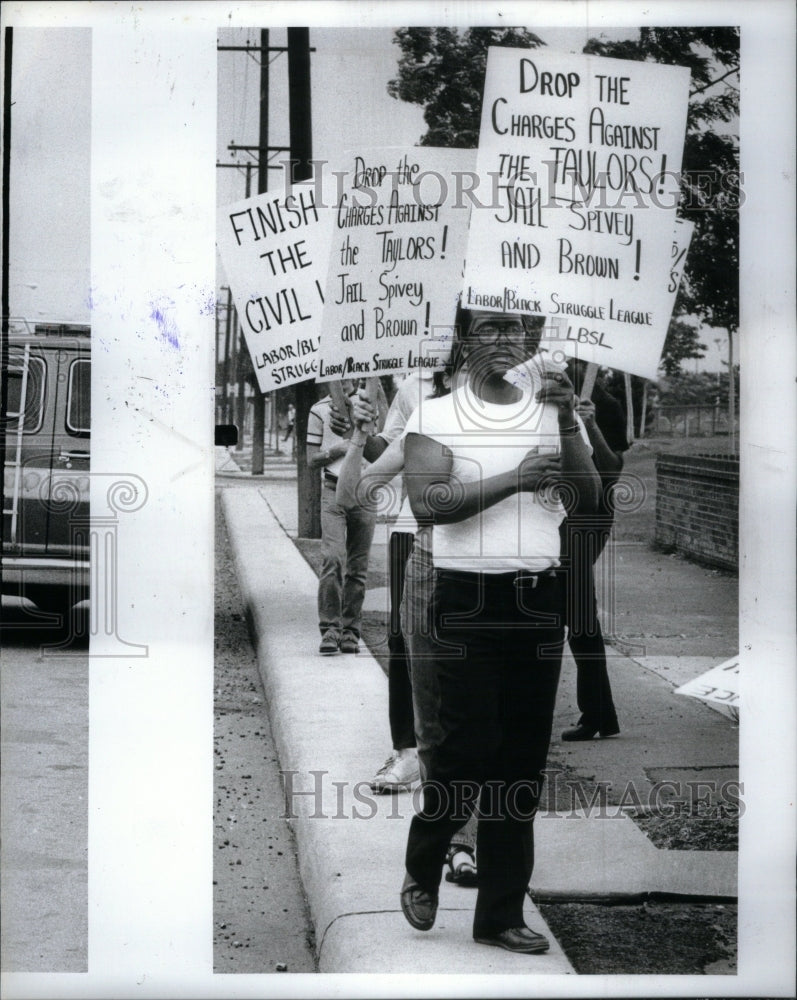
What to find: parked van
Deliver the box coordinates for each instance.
[2,323,90,618]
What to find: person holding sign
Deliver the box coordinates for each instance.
[335,371,438,792]
[399,310,600,954]
[307,381,382,656]
[339,365,481,870]
[560,361,630,741]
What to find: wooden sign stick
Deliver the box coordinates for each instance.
[624,371,635,444]
[579,362,598,401]
[327,379,352,424]
[351,377,379,446]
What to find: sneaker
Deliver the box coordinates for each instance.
[318,629,340,655]
[369,747,420,793]
[339,629,359,654]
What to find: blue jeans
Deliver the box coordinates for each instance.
[318,483,376,638]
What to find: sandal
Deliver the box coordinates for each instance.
[444,846,477,887]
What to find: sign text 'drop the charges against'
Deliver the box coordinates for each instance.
[463,47,690,378]
[316,146,476,382]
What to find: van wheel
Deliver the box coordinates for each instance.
[24,587,77,626]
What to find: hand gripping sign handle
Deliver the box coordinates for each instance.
[327,378,352,426]
[327,380,356,508]
[577,362,634,441]
[354,377,379,442]
[335,378,379,510]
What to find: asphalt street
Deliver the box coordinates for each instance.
[214,498,316,973]
[0,601,89,972]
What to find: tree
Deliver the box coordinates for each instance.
[655,369,739,408]
[387,28,544,146]
[388,25,740,376]
[658,319,706,377]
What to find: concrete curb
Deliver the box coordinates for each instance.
[221,486,575,973]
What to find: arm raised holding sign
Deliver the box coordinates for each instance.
[326,379,354,437]
[575,398,624,475]
[569,362,627,478]
[535,363,601,514]
[334,378,382,509]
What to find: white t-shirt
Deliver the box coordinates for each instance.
[402,382,589,573]
[379,371,436,445]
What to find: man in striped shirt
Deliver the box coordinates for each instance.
[306,381,377,656]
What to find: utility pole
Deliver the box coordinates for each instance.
[214,293,222,422]
[235,162,254,450]
[287,27,321,538]
[217,32,298,468]
[728,329,736,452]
[217,29,319,515]
[249,29,270,476]
[222,287,232,422]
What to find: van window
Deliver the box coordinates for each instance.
[66,358,91,435]
[6,354,46,434]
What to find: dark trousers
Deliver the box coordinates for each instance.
[388,532,416,750]
[405,568,565,937]
[563,522,618,731]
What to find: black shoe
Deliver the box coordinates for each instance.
[561,721,620,741]
[474,925,550,954]
[400,872,438,931]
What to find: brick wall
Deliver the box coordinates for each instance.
[655,454,739,571]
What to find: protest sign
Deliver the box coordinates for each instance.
[665,217,694,304]
[315,146,476,382]
[505,216,695,400]
[535,215,696,375]
[462,48,691,378]
[675,656,739,709]
[217,182,333,393]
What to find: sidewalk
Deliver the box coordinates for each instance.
[216,447,739,973]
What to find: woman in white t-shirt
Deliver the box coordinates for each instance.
[399,309,600,955]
